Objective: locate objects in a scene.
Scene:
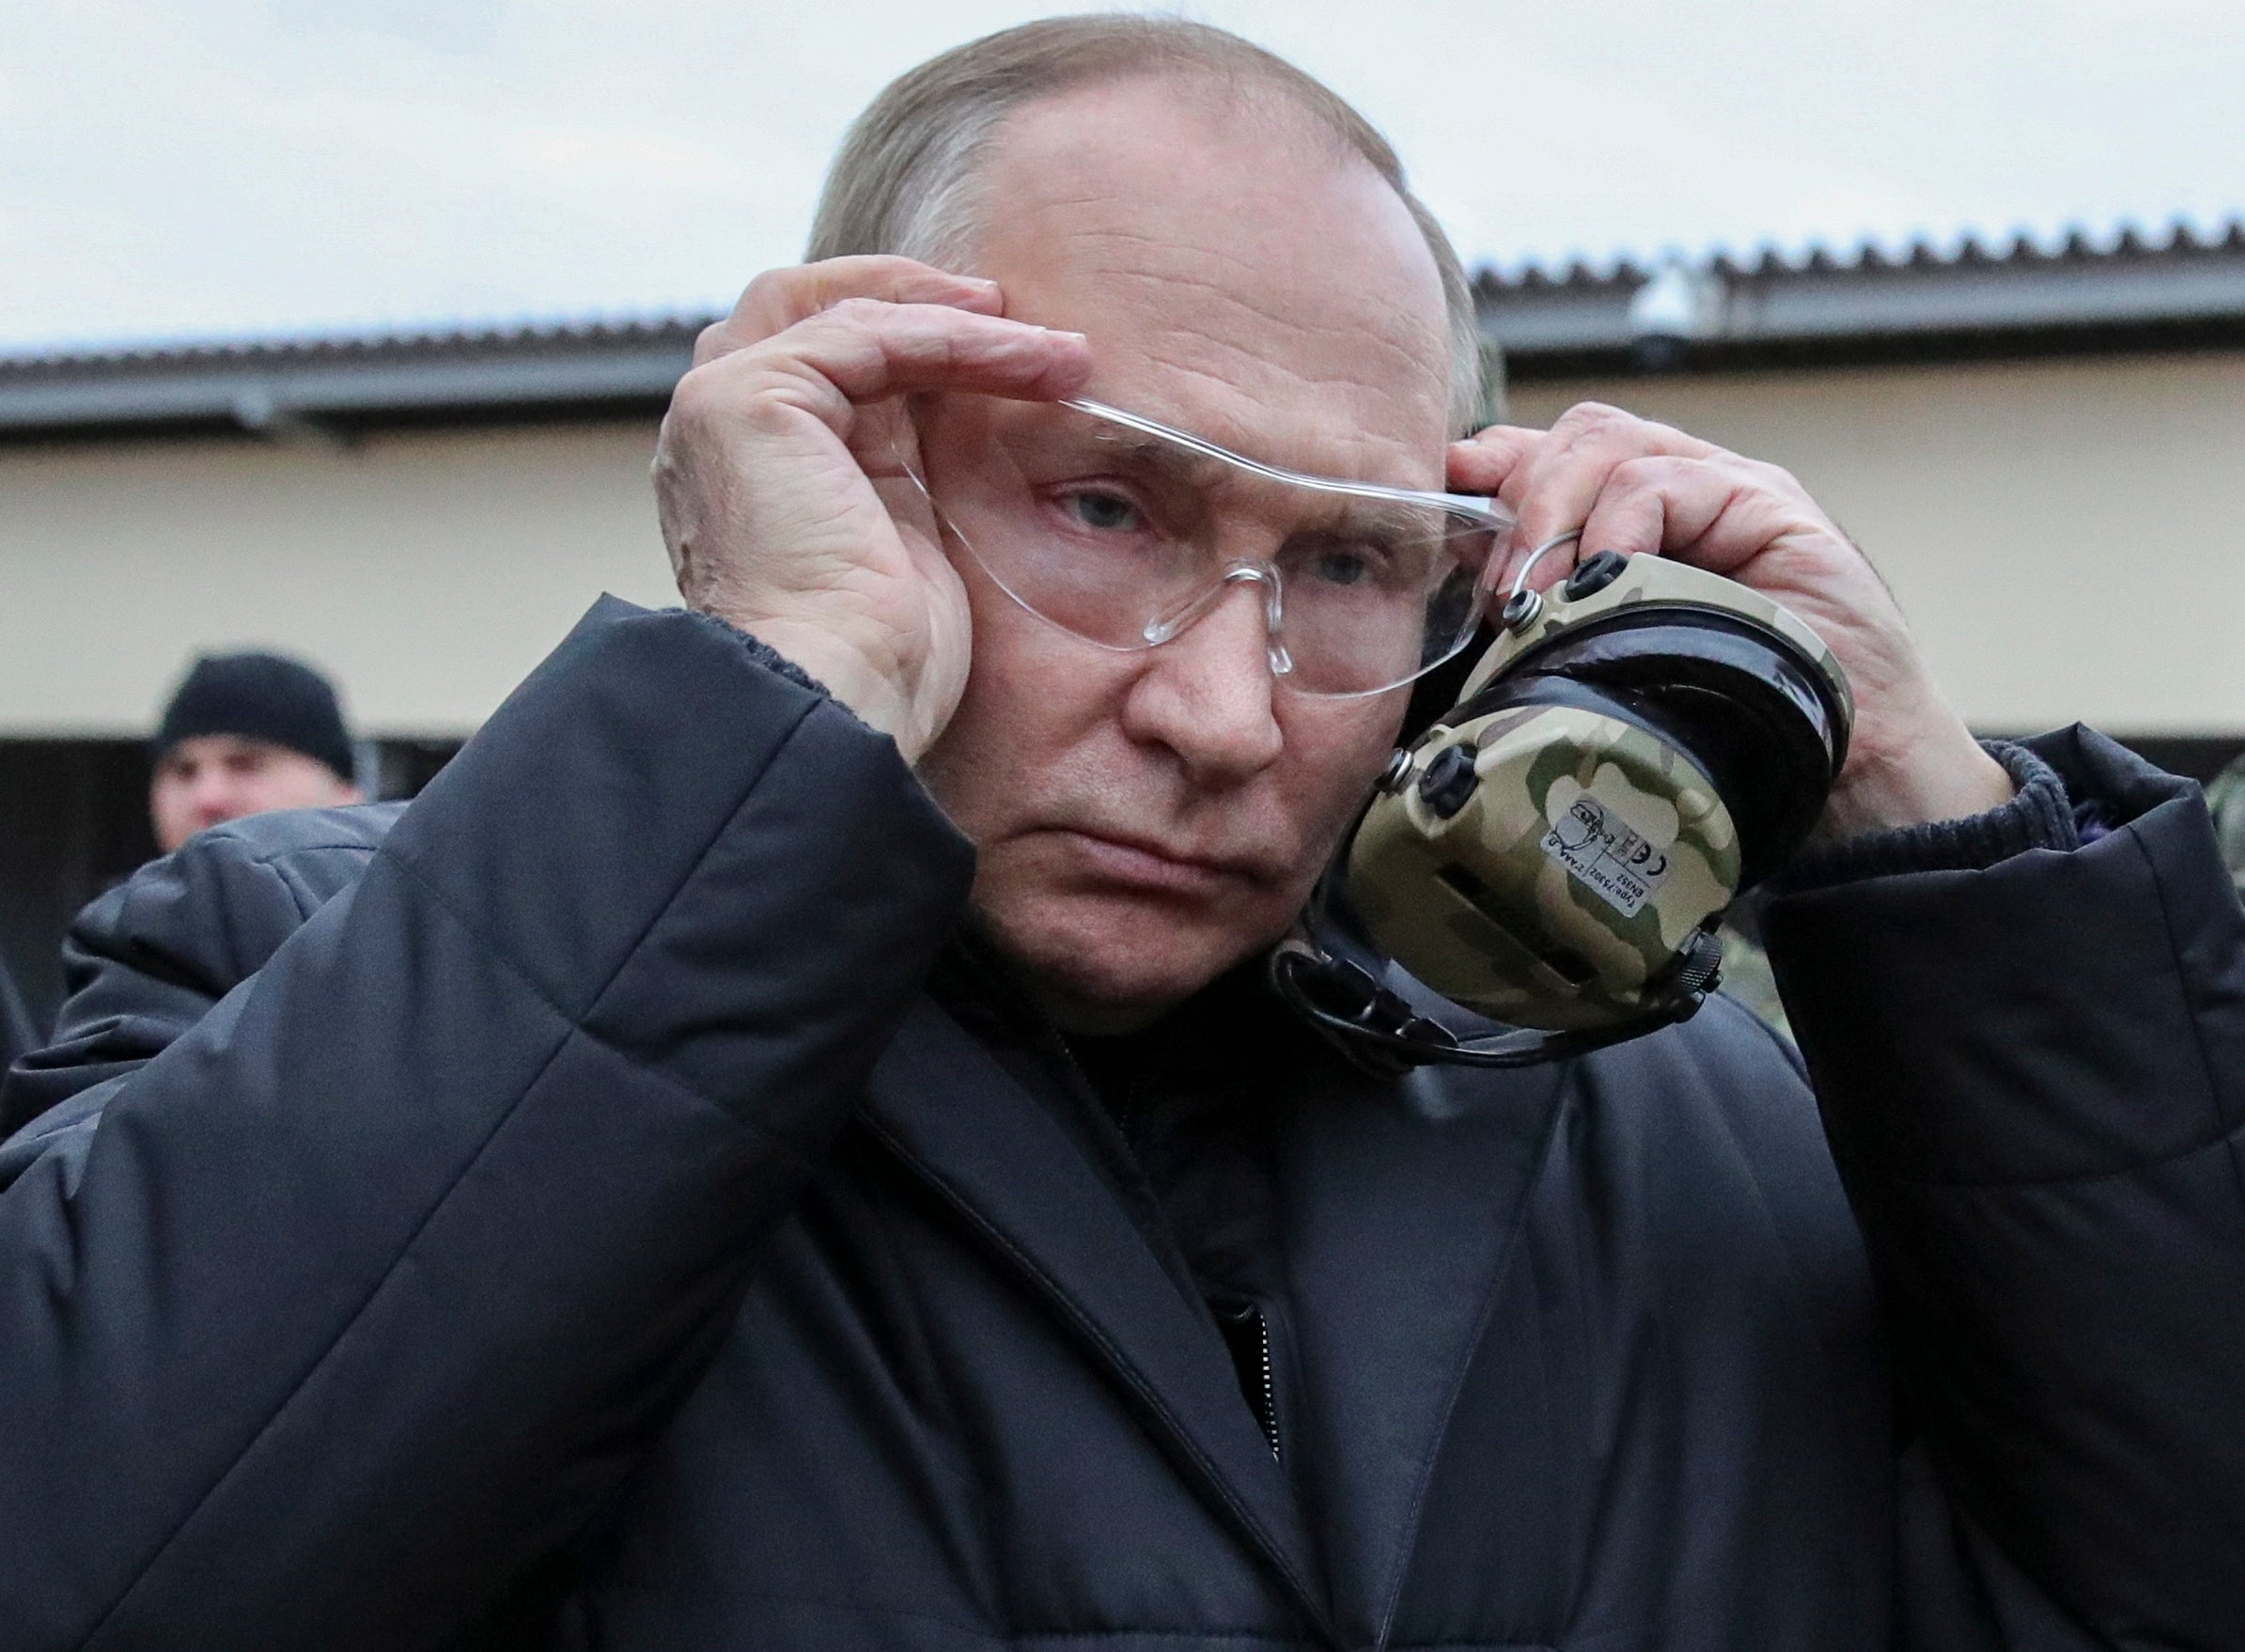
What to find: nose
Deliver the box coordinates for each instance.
[188,770,245,826]
[1118,578,1285,784]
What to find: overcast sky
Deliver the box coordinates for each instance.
[7,0,2241,353]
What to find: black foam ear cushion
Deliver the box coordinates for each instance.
[1460,608,1847,888]
[1401,620,1496,746]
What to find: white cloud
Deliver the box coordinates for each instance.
[2,0,2240,350]
[503,128,737,193]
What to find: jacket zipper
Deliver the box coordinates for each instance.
[1217,1301,1281,1460]
[1251,1309,1280,1460]
[952,947,1286,1464]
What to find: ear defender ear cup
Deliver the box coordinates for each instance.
[1348,688,1744,1030]
[1493,608,1848,886]
[1343,553,1851,1035]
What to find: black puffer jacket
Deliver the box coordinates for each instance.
[2,598,2240,1651]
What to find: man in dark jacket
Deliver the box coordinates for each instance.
[2,17,2241,1652]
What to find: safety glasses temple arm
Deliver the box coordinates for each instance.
[1059,398,1511,527]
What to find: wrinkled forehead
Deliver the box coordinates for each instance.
[964,77,1455,490]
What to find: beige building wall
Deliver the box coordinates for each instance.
[1509,351,2245,736]
[0,423,677,737]
[3,348,2241,738]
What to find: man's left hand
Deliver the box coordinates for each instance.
[1451,402,2015,840]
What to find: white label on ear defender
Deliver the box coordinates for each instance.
[1540,793,1673,917]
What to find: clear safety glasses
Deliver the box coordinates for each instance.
[902,397,1516,698]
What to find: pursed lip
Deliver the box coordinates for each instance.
[1042,825,1275,896]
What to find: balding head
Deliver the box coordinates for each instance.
[809,14,1487,433]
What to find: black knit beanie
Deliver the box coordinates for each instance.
[155,651,355,783]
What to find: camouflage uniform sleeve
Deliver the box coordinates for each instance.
[1712,923,1791,1043]
[2199,751,2245,900]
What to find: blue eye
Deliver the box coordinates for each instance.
[1064,491,1142,532]
[1302,535,1403,588]
[1312,550,1373,587]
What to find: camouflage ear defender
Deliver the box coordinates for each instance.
[1273,537,1854,1071]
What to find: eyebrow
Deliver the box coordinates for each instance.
[1317,496,1452,544]
[1081,427,1230,490]
[1072,426,1473,547]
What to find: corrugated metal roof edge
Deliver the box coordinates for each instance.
[8,212,2241,374]
[1475,212,2245,376]
[1473,213,2245,294]
[0,313,707,382]
[6,213,2245,430]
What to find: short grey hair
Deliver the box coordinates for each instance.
[808,14,1490,434]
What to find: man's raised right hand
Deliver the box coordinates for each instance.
[652,257,1091,760]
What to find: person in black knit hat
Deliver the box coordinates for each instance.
[149,649,363,852]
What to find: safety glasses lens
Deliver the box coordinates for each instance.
[901,397,1511,697]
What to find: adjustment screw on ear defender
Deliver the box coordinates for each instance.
[1417,744,1480,818]
[1377,748,1415,794]
[1500,588,1543,633]
[1563,550,1631,601]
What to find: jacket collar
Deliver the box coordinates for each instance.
[859,943,1571,1648]
[860,993,1336,1640]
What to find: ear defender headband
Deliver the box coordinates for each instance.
[1274,537,1854,1072]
